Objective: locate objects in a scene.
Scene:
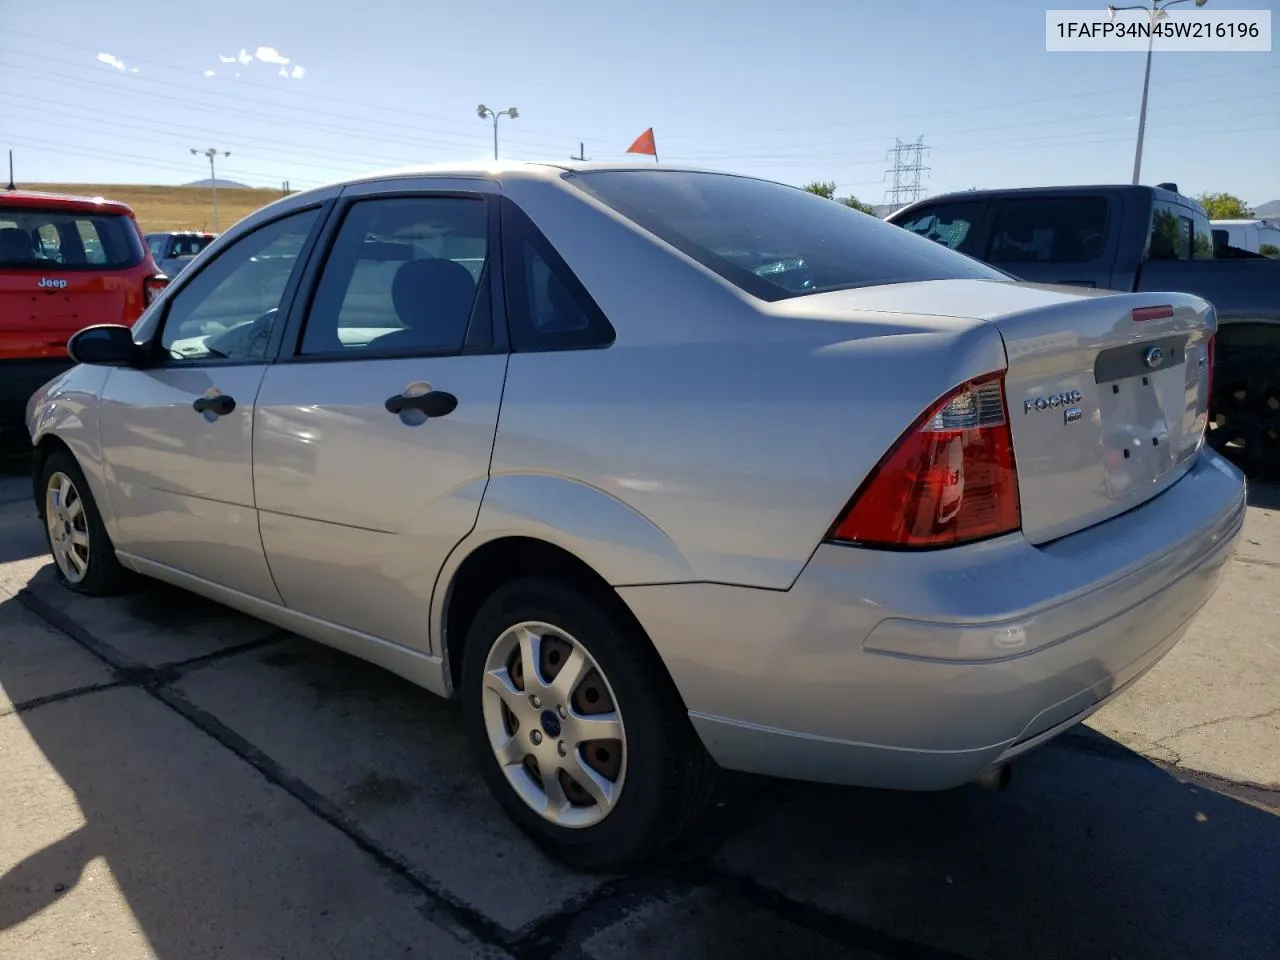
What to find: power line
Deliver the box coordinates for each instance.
[0,43,578,154]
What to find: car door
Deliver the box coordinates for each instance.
[98,203,327,600]
[252,182,508,651]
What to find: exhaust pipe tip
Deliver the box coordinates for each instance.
[971,762,1013,791]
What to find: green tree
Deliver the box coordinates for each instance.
[802,180,837,199]
[1260,244,1280,259]
[842,195,878,216]
[803,180,877,215]
[1195,192,1253,220]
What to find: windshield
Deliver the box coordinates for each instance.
[0,207,144,270]
[569,170,1007,301]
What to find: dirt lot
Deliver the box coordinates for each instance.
[1,457,1276,960]
[19,183,283,233]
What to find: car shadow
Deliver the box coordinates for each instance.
[0,580,1276,959]
[1246,480,1280,510]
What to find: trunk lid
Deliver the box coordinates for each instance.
[780,278,1216,544]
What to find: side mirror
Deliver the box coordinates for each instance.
[67,324,143,367]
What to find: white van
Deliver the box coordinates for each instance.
[1211,218,1280,257]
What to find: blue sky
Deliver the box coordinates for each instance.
[2,0,1277,206]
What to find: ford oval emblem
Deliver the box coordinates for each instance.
[1144,346,1164,370]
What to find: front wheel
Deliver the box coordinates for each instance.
[41,449,131,596]
[460,577,717,871]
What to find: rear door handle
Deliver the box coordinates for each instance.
[192,394,236,416]
[385,390,458,418]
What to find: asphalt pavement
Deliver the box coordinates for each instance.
[1,454,1276,960]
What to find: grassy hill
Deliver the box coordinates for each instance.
[18,183,286,234]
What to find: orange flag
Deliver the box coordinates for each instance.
[626,127,658,162]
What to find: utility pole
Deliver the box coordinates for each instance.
[476,105,518,160]
[282,180,291,196]
[570,142,590,161]
[190,147,230,232]
[6,150,14,191]
[1107,0,1209,184]
[884,136,930,212]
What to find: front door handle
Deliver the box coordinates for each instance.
[192,394,236,416]
[385,390,458,418]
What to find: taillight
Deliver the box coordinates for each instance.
[827,372,1021,549]
[144,274,169,306]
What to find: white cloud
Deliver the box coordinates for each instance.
[290,65,306,80]
[96,52,126,71]
[204,69,216,77]
[237,48,253,65]
[278,66,289,78]
[218,54,236,63]
[130,67,140,74]
[255,46,290,65]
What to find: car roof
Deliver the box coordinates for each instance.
[888,183,1206,218]
[0,189,136,216]
[286,159,783,199]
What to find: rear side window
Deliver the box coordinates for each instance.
[299,196,489,357]
[0,208,143,269]
[569,170,1005,302]
[985,197,1109,264]
[1150,201,1192,261]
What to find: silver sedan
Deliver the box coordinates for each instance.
[26,162,1246,871]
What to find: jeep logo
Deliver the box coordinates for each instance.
[37,278,68,289]
[1024,389,1083,414]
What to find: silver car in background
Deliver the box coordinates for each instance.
[27,162,1245,870]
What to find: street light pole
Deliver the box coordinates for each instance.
[190,147,230,232]
[1107,0,1207,185]
[476,105,519,160]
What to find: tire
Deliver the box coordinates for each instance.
[40,448,131,596]
[460,576,717,872]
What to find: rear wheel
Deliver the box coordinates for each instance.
[1207,339,1280,481]
[460,577,717,871]
[41,449,131,596]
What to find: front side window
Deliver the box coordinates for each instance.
[569,170,1005,302]
[896,201,986,252]
[0,209,143,269]
[985,197,1108,265]
[299,196,487,357]
[159,208,319,363]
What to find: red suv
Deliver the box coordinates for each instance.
[1,190,167,440]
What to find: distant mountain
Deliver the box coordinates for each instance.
[184,177,250,189]
[1252,199,1280,219]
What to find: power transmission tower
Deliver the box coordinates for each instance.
[883,136,929,211]
[570,142,590,161]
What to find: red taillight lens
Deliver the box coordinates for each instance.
[144,274,169,306]
[827,372,1021,549]
[1131,305,1174,323]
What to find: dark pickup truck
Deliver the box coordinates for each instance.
[886,183,1280,477]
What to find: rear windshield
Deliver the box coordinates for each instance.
[568,170,1007,301]
[0,208,144,270]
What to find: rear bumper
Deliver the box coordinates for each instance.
[618,447,1246,789]
[0,358,72,434]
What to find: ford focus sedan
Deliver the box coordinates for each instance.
[26,162,1246,871]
